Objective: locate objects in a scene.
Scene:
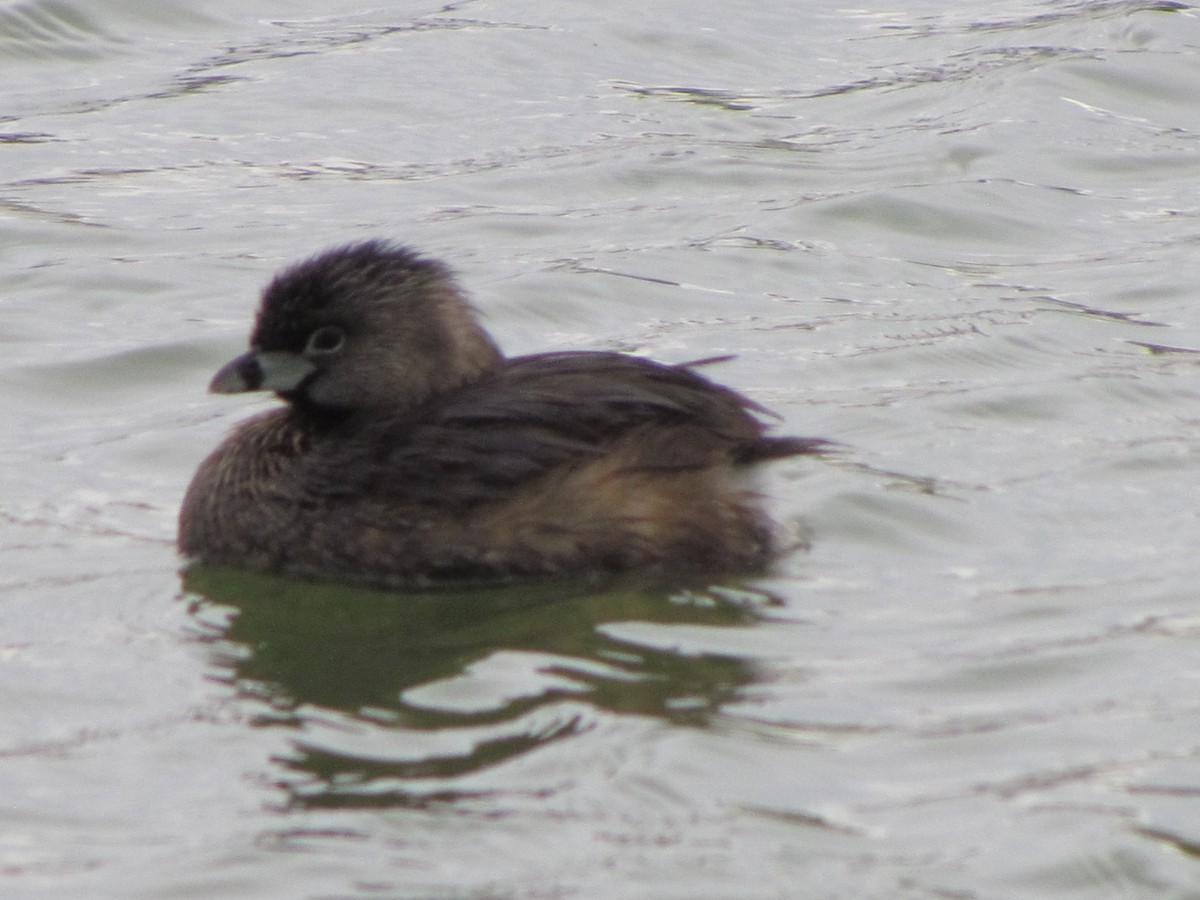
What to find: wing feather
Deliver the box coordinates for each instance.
[302,352,814,508]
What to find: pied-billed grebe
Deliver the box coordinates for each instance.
[178,241,825,587]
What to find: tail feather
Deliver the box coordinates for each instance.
[735,435,833,465]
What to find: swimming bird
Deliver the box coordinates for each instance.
[178,241,824,588]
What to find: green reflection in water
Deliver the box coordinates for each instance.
[182,566,771,809]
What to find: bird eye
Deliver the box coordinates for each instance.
[305,325,345,355]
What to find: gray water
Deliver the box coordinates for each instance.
[3,0,1200,897]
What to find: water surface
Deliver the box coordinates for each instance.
[3,0,1200,897]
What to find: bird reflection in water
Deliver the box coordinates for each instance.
[182,566,775,810]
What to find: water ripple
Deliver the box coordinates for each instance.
[0,0,125,61]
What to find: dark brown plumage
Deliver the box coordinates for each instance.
[178,241,825,588]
